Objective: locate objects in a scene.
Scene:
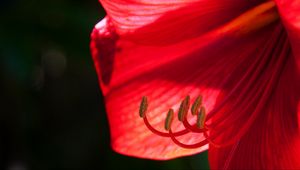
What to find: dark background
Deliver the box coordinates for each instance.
[0,0,209,169]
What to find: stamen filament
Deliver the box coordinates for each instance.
[203,131,223,148]
[203,129,243,148]
[139,95,235,149]
[143,113,189,137]
[183,118,207,133]
[169,129,208,149]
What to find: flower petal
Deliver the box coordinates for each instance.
[99,0,264,45]
[91,1,282,159]
[208,50,300,169]
[274,0,300,73]
[208,21,300,170]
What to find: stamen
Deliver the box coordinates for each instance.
[178,95,190,121]
[139,96,148,118]
[197,106,206,129]
[191,95,202,115]
[139,96,190,137]
[164,109,174,131]
[139,95,221,149]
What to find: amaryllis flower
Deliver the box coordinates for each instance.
[90,0,300,169]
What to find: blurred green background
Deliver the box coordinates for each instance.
[0,0,209,169]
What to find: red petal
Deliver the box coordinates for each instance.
[208,2,300,168]
[91,1,286,160]
[99,0,263,44]
[274,0,300,74]
[208,39,300,169]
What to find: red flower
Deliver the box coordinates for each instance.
[90,0,300,169]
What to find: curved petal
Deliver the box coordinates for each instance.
[99,0,264,45]
[91,1,283,159]
[208,39,300,169]
[208,2,300,168]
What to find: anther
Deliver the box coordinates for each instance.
[164,109,174,131]
[191,95,202,115]
[139,96,148,118]
[197,106,206,129]
[178,95,190,121]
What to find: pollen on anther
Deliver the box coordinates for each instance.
[191,95,202,115]
[139,96,148,118]
[197,106,206,129]
[165,109,174,131]
[178,96,190,121]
